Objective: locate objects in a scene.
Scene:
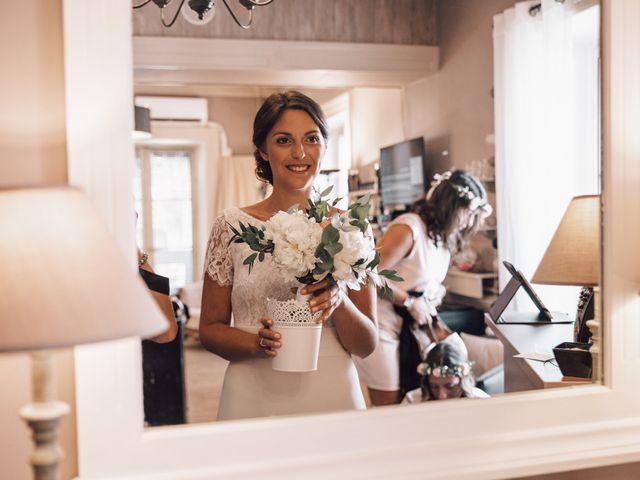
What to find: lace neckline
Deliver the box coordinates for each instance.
[233,206,268,223]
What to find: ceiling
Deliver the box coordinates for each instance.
[132,36,439,98]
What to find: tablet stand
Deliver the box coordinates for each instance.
[489,269,572,325]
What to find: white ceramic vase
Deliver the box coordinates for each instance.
[266,296,322,372]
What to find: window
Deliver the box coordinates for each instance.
[134,148,196,293]
[493,3,600,314]
[313,109,350,209]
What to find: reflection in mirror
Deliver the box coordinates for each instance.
[131,0,601,427]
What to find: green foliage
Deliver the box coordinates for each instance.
[378,269,404,282]
[227,221,274,273]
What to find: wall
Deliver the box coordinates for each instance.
[403,0,517,173]
[206,96,259,155]
[204,88,352,156]
[349,87,405,183]
[0,1,77,480]
[132,0,437,45]
[0,0,67,185]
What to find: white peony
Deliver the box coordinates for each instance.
[264,211,322,278]
[332,228,376,290]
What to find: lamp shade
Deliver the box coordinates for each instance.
[532,195,600,286]
[133,105,152,140]
[0,186,168,352]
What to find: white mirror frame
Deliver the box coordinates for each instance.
[65,1,640,478]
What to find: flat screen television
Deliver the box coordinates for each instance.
[378,137,429,209]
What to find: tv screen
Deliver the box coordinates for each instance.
[378,137,428,208]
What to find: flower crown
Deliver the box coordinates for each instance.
[416,361,473,378]
[425,171,493,217]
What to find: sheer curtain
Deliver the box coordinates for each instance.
[214,154,264,216]
[493,0,600,313]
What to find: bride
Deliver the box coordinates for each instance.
[199,90,378,421]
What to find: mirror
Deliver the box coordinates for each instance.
[131,0,601,427]
[64,2,640,477]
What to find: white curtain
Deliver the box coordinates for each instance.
[493,0,600,313]
[214,154,264,215]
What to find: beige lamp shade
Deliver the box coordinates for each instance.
[532,195,600,286]
[0,186,169,352]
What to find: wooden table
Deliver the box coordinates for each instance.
[485,313,592,392]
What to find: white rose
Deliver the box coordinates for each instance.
[332,228,376,290]
[265,211,322,278]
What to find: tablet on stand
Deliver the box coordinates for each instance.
[489,261,573,325]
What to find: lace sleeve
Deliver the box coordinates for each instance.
[204,214,234,286]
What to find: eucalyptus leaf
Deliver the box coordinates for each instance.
[321,224,340,244]
[366,252,380,269]
[379,269,404,282]
[227,223,240,235]
[324,242,343,256]
[320,185,333,197]
[357,193,371,206]
[243,252,257,266]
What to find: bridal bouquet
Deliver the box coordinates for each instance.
[227,186,401,298]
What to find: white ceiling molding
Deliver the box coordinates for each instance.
[133,36,439,90]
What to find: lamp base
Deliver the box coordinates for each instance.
[20,401,70,480]
[586,286,601,382]
[20,351,70,480]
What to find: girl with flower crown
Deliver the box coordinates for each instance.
[354,169,493,406]
[403,339,489,403]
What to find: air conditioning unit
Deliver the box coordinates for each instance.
[135,96,208,123]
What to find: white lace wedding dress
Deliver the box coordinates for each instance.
[204,207,366,421]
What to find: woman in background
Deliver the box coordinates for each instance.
[354,170,492,406]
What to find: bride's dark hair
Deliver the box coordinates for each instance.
[252,90,329,185]
[411,169,488,253]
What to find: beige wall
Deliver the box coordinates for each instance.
[206,96,259,155]
[349,87,405,183]
[203,88,348,156]
[403,0,516,173]
[0,1,76,479]
[0,0,67,185]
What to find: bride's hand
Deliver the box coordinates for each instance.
[257,317,281,357]
[302,280,344,324]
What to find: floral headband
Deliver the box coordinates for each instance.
[425,171,493,218]
[416,361,473,378]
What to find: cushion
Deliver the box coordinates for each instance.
[460,332,504,378]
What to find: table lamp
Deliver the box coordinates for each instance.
[0,186,168,479]
[532,195,601,380]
